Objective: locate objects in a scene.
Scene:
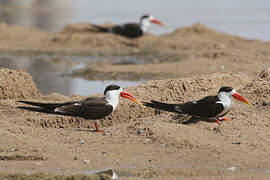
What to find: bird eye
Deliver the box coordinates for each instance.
[231,89,236,95]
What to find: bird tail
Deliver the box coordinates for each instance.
[17,100,70,110]
[143,100,178,113]
[92,24,109,32]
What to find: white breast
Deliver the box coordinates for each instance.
[105,90,121,112]
[140,20,151,33]
[216,92,233,117]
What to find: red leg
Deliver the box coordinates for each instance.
[94,122,104,133]
[215,117,231,124]
[220,118,231,122]
[215,119,222,124]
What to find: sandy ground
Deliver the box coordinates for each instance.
[0,23,270,179]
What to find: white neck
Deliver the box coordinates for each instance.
[140,19,151,33]
[105,90,120,112]
[216,92,234,116]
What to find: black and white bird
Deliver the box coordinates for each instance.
[92,14,164,38]
[143,86,250,124]
[18,85,142,132]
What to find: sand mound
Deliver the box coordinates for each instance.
[168,23,252,44]
[61,23,97,34]
[12,72,250,129]
[240,68,270,106]
[0,68,41,100]
[259,68,270,80]
[170,23,215,35]
[61,22,115,34]
[50,22,136,55]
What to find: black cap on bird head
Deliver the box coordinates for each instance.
[218,86,233,93]
[104,85,121,95]
[140,14,151,20]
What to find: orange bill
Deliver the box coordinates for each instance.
[120,91,144,107]
[151,18,165,26]
[232,93,251,105]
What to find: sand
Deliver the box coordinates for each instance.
[0,69,41,100]
[0,22,269,179]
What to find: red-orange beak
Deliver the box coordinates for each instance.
[120,91,144,106]
[151,18,164,26]
[232,93,251,105]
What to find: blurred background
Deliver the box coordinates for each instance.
[0,0,269,96]
[0,0,269,40]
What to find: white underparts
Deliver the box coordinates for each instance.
[216,91,234,117]
[140,19,151,33]
[105,89,121,112]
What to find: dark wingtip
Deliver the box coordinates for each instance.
[17,100,32,105]
[17,106,52,113]
[142,100,163,106]
[17,100,34,105]
[142,101,152,106]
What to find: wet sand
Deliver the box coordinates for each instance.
[0,23,270,179]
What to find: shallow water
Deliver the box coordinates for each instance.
[0,55,141,96]
[0,0,270,40]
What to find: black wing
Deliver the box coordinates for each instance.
[18,100,75,110]
[112,23,143,38]
[143,96,224,119]
[143,100,179,113]
[176,96,224,118]
[18,97,113,120]
[54,97,113,120]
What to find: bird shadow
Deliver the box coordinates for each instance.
[182,116,215,124]
[18,106,100,133]
[74,129,96,133]
[166,113,216,125]
[154,110,198,125]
